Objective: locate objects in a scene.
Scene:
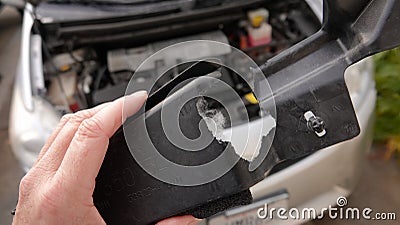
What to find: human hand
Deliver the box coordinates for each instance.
[12,91,200,225]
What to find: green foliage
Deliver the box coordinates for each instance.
[374,47,400,143]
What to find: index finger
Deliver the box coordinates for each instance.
[55,91,148,192]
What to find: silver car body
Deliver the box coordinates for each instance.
[9,1,376,222]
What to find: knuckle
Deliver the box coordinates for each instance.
[62,113,85,130]
[64,109,95,128]
[74,109,94,120]
[60,113,74,124]
[77,117,106,140]
[18,172,43,199]
[19,176,33,195]
[69,112,89,125]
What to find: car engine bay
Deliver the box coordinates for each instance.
[32,0,320,118]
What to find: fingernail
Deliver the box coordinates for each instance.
[125,90,148,103]
[123,90,148,119]
[129,90,148,98]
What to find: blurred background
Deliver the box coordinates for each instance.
[0,3,399,225]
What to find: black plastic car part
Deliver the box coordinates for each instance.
[93,1,400,224]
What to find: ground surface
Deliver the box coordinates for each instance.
[0,6,398,225]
